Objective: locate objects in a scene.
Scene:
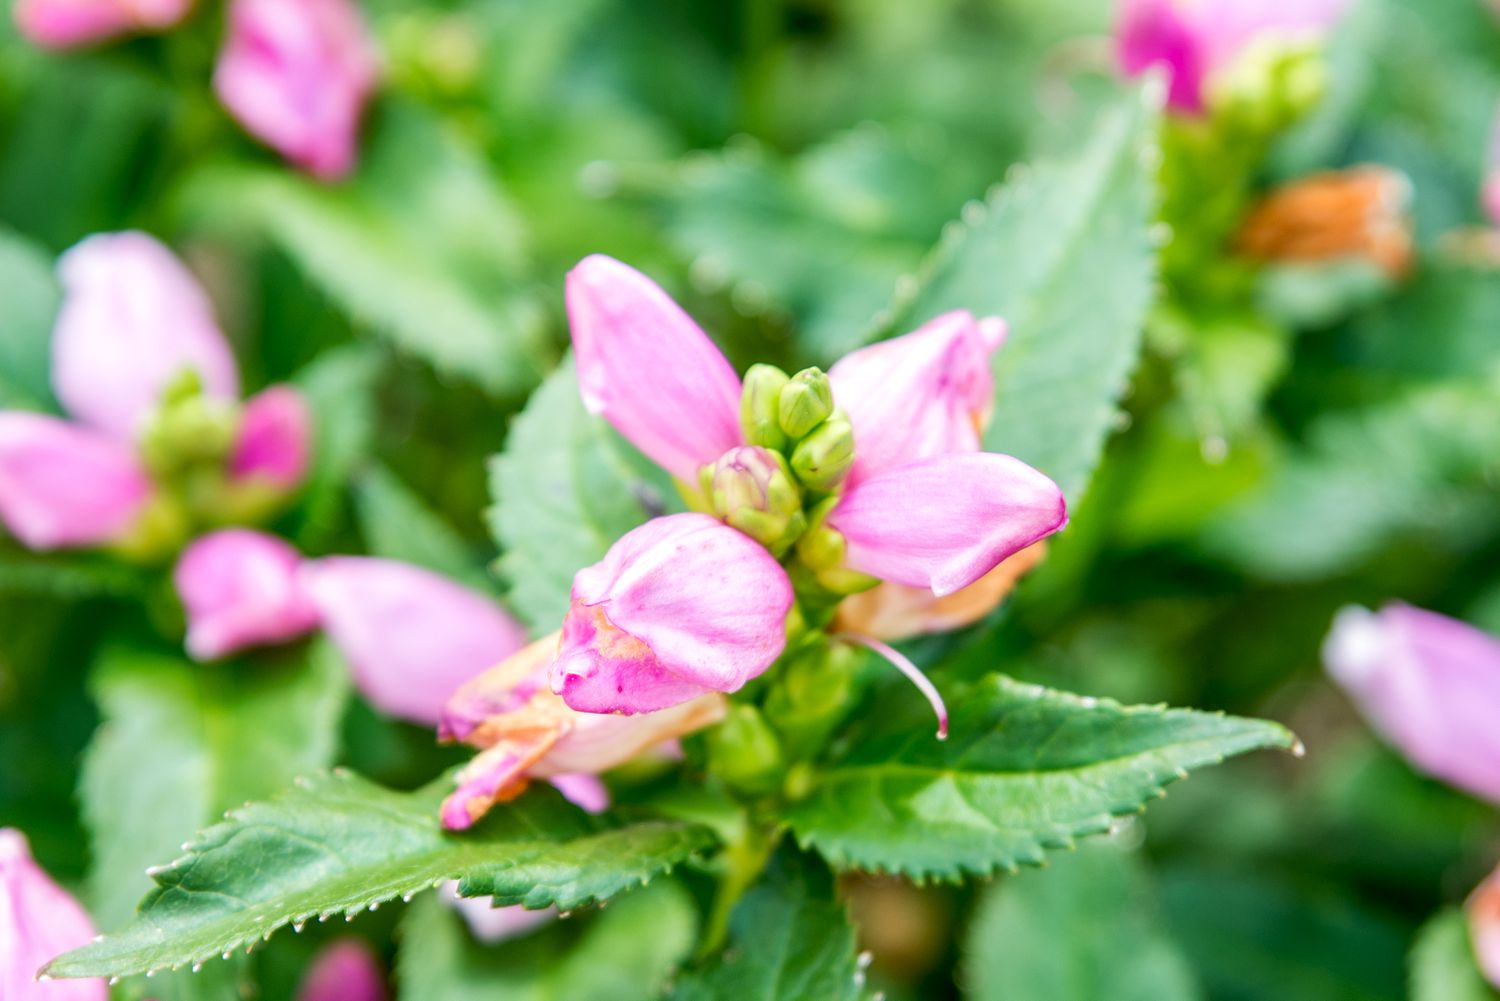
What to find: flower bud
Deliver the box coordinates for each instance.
[739,363,791,451]
[762,641,860,761]
[230,385,312,491]
[296,939,386,1001]
[549,513,793,715]
[789,413,854,493]
[174,530,321,661]
[705,704,784,796]
[1469,863,1500,991]
[0,827,106,1000]
[777,367,834,440]
[137,387,240,481]
[215,0,379,180]
[1323,604,1500,806]
[709,446,805,556]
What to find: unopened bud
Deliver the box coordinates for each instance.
[777,368,834,440]
[794,499,879,597]
[740,364,791,450]
[1211,37,1326,134]
[763,641,860,761]
[789,413,854,492]
[705,704,785,796]
[710,446,805,555]
[139,391,238,480]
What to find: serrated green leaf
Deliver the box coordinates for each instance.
[354,463,493,591]
[178,104,553,397]
[48,775,714,980]
[784,674,1294,880]
[870,83,1159,504]
[396,880,697,1001]
[965,845,1201,1001]
[81,641,350,931]
[0,225,58,410]
[672,855,866,1001]
[488,357,680,633]
[1411,909,1500,1001]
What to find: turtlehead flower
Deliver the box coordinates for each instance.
[302,557,527,725]
[829,310,1005,488]
[215,0,379,180]
[1323,603,1500,806]
[550,513,794,715]
[1116,0,1348,114]
[0,828,106,1000]
[1470,863,1500,991]
[440,633,726,829]
[13,0,190,49]
[295,939,386,1001]
[175,530,320,661]
[0,413,151,550]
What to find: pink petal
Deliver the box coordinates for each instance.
[0,828,107,1000]
[52,232,239,441]
[1324,604,1500,806]
[1469,863,1500,991]
[174,529,320,660]
[12,0,190,48]
[0,412,151,551]
[550,513,793,714]
[440,882,554,943]
[214,0,379,180]
[295,939,386,1001]
[827,452,1067,597]
[1115,0,1207,113]
[565,256,743,482]
[546,773,610,814]
[302,558,527,725]
[829,311,1004,488]
[229,385,312,490]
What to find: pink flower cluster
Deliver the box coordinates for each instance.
[14,0,377,180]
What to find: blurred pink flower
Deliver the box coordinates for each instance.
[301,557,528,725]
[566,255,743,482]
[1324,603,1500,805]
[13,0,190,49]
[52,232,239,442]
[1469,863,1500,990]
[175,529,320,660]
[829,310,1005,488]
[1485,107,1500,227]
[230,386,312,490]
[440,633,724,830]
[549,513,794,716]
[1116,0,1349,114]
[214,0,379,180]
[0,828,106,1000]
[294,939,385,1001]
[0,413,151,551]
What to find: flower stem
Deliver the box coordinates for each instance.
[699,819,778,957]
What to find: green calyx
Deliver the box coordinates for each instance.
[705,704,785,796]
[762,641,860,762]
[707,447,806,557]
[777,368,834,440]
[735,364,854,495]
[740,364,791,451]
[788,413,854,493]
[138,372,238,481]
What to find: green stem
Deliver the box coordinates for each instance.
[699,819,778,957]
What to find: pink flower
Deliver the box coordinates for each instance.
[0,828,106,1001]
[214,0,379,180]
[52,232,239,442]
[440,634,725,829]
[825,453,1067,597]
[175,530,320,660]
[1323,604,1500,805]
[1485,106,1500,227]
[549,513,794,715]
[829,311,1005,488]
[1470,863,1500,991]
[301,558,528,725]
[295,939,385,1001]
[230,386,312,490]
[12,0,190,49]
[440,882,555,943]
[565,255,743,482]
[0,413,151,551]
[1116,0,1348,114]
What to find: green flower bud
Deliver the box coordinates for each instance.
[139,394,238,480]
[764,641,860,761]
[739,364,791,451]
[793,500,879,597]
[710,446,806,556]
[777,367,834,440]
[789,413,854,492]
[705,704,785,796]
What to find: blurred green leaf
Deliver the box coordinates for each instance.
[292,344,383,552]
[177,104,553,397]
[872,82,1159,503]
[488,357,678,634]
[0,225,58,409]
[965,845,1201,1001]
[0,544,145,599]
[49,776,713,979]
[784,674,1294,880]
[396,880,697,1001]
[672,854,866,1001]
[1411,909,1500,1001]
[354,463,493,591]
